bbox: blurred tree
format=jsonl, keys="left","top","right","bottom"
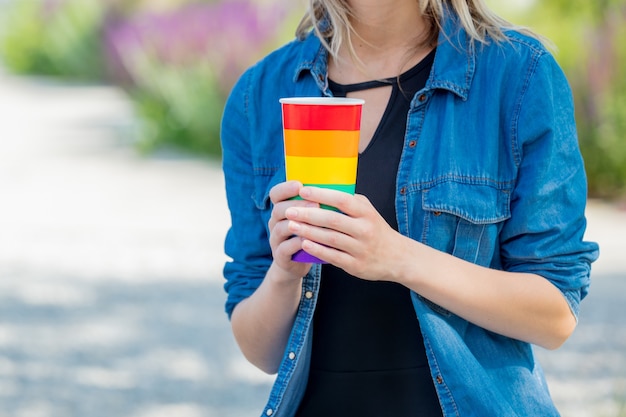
{"left": 0, "top": 0, "right": 59, "bottom": 75}
{"left": 569, "top": 4, "right": 626, "bottom": 198}
{"left": 489, "top": 0, "right": 626, "bottom": 198}
{"left": 103, "top": 0, "right": 301, "bottom": 157}
{"left": 3, "top": 0, "right": 622, "bottom": 186}
{"left": 0, "top": 0, "right": 105, "bottom": 79}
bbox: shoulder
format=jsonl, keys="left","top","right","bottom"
{"left": 477, "top": 29, "right": 555, "bottom": 69}
{"left": 471, "top": 29, "right": 568, "bottom": 98}
{"left": 502, "top": 29, "right": 550, "bottom": 55}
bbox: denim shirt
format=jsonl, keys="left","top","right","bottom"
{"left": 220, "top": 11, "right": 599, "bottom": 417}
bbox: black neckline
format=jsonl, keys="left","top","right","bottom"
{"left": 328, "top": 48, "right": 436, "bottom": 94}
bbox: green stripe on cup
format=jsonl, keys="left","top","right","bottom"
{"left": 292, "top": 183, "right": 356, "bottom": 211}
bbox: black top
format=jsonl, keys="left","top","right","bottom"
{"left": 296, "top": 49, "right": 443, "bottom": 416}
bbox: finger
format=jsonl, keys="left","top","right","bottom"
{"left": 271, "top": 231, "right": 313, "bottom": 274}
{"left": 301, "top": 238, "right": 353, "bottom": 267}
{"left": 269, "top": 199, "right": 320, "bottom": 231}
{"left": 269, "top": 218, "right": 293, "bottom": 247}
{"left": 269, "top": 180, "right": 302, "bottom": 204}
{"left": 274, "top": 198, "right": 320, "bottom": 218}
{"left": 299, "top": 187, "right": 362, "bottom": 216}
{"left": 277, "top": 235, "right": 308, "bottom": 260}
{"left": 288, "top": 219, "right": 355, "bottom": 253}
{"left": 269, "top": 219, "right": 309, "bottom": 260}
{"left": 286, "top": 205, "right": 354, "bottom": 236}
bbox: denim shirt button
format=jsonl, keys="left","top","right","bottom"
{"left": 409, "top": 140, "right": 417, "bottom": 148}
{"left": 436, "top": 375, "right": 443, "bottom": 384}
{"left": 288, "top": 352, "right": 296, "bottom": 360}
{"left": 304, "top": 291, "right": 313, "bottom": 299}
{"left": 418, "top": 94, "right": 427, "bottom": 102}
{"left": 434, "top": 211, "right": 442, "bottom": 216}
{"left": 266, "top": 408, "right": 274, "bottom": 416}
{"left": 400, "top": 187, "right": 407, "bottom": 195}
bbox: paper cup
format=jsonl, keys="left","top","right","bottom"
{"left": 280, "top": 97, "right": 364, "bottom": 263}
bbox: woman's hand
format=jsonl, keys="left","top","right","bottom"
{"left": 283, "top": 186, "right": 577, "bottom": 350}
{"left": 285, "top": 186, "right": 406, "bottom": 281}
{"left": 268, "top": 181, "right": 318, "bottom": 279}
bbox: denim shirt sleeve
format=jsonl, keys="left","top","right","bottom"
{"left": 500, "top": 50, "right": 599, "bottom": 319}
{"left": 220, "top": 68, "right": 274, "bottom": 319}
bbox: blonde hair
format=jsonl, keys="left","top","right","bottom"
{"left": 296, "top": 0, "right": 542, "bottom": 60}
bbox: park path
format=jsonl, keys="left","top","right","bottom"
{"left": 0, "top": 67, "right": 624, "bottom": 417}
{"left": 0, "top": 67, "right": 273, "bottom": 417}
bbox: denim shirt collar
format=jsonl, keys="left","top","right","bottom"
{"left": 291, "top": 10, "right": 475, "bottom": 101}
{"left": 428, "top": 9, "right": 475, "bottom": 101}
{"left": 292, "top": 33, "right": 330, "bottom": 95}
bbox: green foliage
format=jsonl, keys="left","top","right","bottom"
{"left": 129, "top": 55, "right": 224, "bottom": 157}
{"left": 3, "top": 0, "right": 622, "bottom": 193}
{"left": 0, "top": 0, "right": 105, "bottom": 80}
{"left": 562, "top": 7, "right": 626, "bottom": 198}
{"left": 0, "top": 0, "right": 301, "bottom": 159}
{"left": 107, "top": 1, "right": 301, "bottom": 158}
{"left": 578, "top": 95, "right": 626, "bottom": 197}
{"left": 0, "top": 0, "right": 56, "bottom": 74}
{"left": 44, "top": 0, "right": 106, "bottom": 79}
{"left": 489, "top": 0, "right": 626, "bottom": 198}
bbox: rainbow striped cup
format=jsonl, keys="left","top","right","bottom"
{"left": 280, "top": 97, "right": 364, "bottom": 264}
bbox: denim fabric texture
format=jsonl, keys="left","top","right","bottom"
{"left": 220, "top": 10, "right": 600, "bottom": 417}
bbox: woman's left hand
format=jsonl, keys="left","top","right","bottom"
{"left": 285, "top": 188, "right": 579, "bottom": 350}
{"left": 284, "top": 186, "right": 406, "bottom": 282}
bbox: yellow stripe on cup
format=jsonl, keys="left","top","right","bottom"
{"left": 285, "top": 156, "right": 358, "bottom": 185}
{"left": 284, "top": 129, "right": 360, "bottom": 158}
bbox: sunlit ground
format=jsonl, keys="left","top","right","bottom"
{"left": 0, "top": 67, "right": 273, "bottom": 417}
{"left": 0, "top": 59, "right": 624, "bottom": 417}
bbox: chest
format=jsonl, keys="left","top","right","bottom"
{"left": 349, "top": 87, "right": 393, "bottom": 152}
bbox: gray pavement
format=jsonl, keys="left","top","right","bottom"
{"left": 0, "top": 67, "right": 624, "bottom": 417}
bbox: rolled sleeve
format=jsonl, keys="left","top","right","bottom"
{"left": 221, "top": 68, "right": 273, "bottom": 319}
{"left": 500, "top": 51, "right": 599, "bottom": 319}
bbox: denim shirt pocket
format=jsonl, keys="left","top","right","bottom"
{"left": 252, "top": 166, "right": 286, "bottom": 231}
{"left": 417, "top": 181, "right": 511, "bottom": 316}
{"left": 421, "top": 180, "right": 511, "bottom": 266}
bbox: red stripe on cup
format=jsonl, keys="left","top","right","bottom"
{"left": 282, "top": 104, "right": 362, "bottom": 131}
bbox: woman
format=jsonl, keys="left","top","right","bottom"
{"left": 220, "top": 0, "right": 599, "bottom": 415}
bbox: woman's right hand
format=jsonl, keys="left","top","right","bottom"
{"left": 268, "top": 180, "right": 317, "bottom": 278}
{"left": 231, "top": 181, "right": 317, "bottom": 374}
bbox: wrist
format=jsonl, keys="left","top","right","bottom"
{"left": 266, "top": 262, "right": 304, "bottom": 292}
{"left": 389, "top": 236, "right": 428, "bottom": 288}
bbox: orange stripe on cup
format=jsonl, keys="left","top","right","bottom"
{"left": 284, "top": 129, "right": 360, "bottom": 158}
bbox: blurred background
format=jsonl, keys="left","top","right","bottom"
{"left": 0, "top": 0, "right": 624, "bottom": 416}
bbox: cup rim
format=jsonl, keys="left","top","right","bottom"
{"left": 279, "top": 97, "right": 365, "bottom": 105}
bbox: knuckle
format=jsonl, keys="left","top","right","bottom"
{"left": 327, "top": 233, "right": 339, "bottom": 247}
{"left": 328, "top": 213, "right": 342, "bottom": 229}
{"left": 358, "top": 223, "right": 374, "bottom": 240}
{"left": 336, "top": 193, "right": 351, "bottom": 210}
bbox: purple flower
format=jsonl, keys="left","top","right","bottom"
{"left": 103, "top": 0, "right": 296, "bottom": 92}
{"left": 41, "top": 0, "right": 64, "bottom": 18}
